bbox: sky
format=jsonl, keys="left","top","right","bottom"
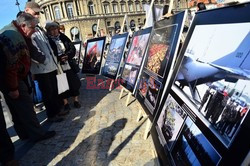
{"left": 0, "top": 0, "right": 27, "bottom": 30}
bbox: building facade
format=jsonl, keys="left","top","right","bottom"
{"left": 36, "top": 0, "right": 169, "bottom": 41}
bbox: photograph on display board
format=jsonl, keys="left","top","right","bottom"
{"left": 171, "top": 117, "right": 221, "bottom": 166}
{"left": 126, "top": 33, "right": 151, "bottom": 66}
{"left": 139, "top": 72, "right": 150, "bottom": 97}
{"left": 145, "top": 77, "right": 162, "bottom": 111}
{"left": 122, "top": 64, "right": 139, "bottom": 86}
{"left": 145, "top": 25, "right": 177, "bottom": 77}
{"left": 174, "top": 23, "right": 250, "bottom": 146}
{"left": 102, "top": 62, "right": 119, "bottom": 77}
{"left": 156, "top": 94, "right": 187, "bottom": 150}
{"left": 72, "top": 41, "right": 84, "bottom": 65}
{"left": 82, "top": 37, "right": 106, "bottom": 74}
{"left": 102, "top": 33, "right": 128, "bottom": 79}
{"left": 121, "top": 27, "right": 152, "bottom": 91}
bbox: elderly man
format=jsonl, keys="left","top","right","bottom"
{"left": 25, "top": 1, "right": 68, "bottom": 122}
{"left": 0, "top": 13, "right": 56, "bottom": 143}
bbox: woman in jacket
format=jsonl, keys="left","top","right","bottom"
{"left": 45, "top": 21, "right": 81, "bottom": 111}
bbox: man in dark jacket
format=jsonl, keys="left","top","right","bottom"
{"left": 0, "top": 13, "right": 55, "bottom": 142}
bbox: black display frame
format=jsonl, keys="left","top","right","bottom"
{"left": 120, "top": 27, "right": 152, "bottom": 92}
{"left": 135, "top": 11, "right": 187, "bottom": 118}
{"left": 102, "top": 33, "right": 129, "bottom": 79}
{"left": 81, "top": 36, "right": 106, "bottom": 75}
{"left": 151, "top": 2, "right": 250, "bottom": 165}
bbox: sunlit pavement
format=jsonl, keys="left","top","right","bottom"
{"left": 3, "top": 75, "right": 157, "bottom": 166}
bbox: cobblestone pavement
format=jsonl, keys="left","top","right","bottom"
{"left": 18, "top": 76, "right": 157, "bottom": 166}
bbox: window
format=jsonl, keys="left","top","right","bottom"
{"left": 92, "top": 24, "right": 97, "bottom": 36}
{"left": 44, "top": 8, "right": 50, "bottom": 20}
{"left": 88, "top": 1, "right": 95, "bottom": 15}
{"left": 138, "top": 18, "right": 141, "bottom": 23}
{"left": 107, "top": 21, "right": 111, "bottom": 27}
{"left": 121, "top": 4, "right": 126, "bottom": 13}
{"left": 66, "top": 3, "right": 74, "bottom": 18}
{"left": 114, "top": 21, "right": 120, "bottom": 30}
{"left": 129, "top": 3, "right": 133, "bottom": 12}
{"left": 70, "top": 27, "right": 80, "bottom": 41}
{"left": 136, "top": 3, "right": 140, "bottom": 11}
{"left": 112, "top": 3, "right": 118, "bottom": 13}
{"left": 54, "top": 6, "right": 61, "bottom": 20}
{"left": 103, "top": 4, "right": 110, "bottom": 14}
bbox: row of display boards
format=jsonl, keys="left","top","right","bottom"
{"left": 76, "top": 2, "right": 250, "bottom": 165}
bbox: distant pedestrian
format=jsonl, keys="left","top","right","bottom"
{"left": 197, "top": 2, "right": 207, "bottom": 11}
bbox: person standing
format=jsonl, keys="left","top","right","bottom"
{"left": 197, "top": 2, "right": 207, "bottom": 11}
{"left": 0, "top": 13, "right": 55, "bottom": 142}
{"left": 25, "top": 1, "right": 68, "bottom": 122}
{"left": 46, "top": 21, "right": 81, "bottom": 111}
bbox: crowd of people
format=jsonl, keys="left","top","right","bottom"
{"left": 0, "top": 1, "right": 81, "bottom": 165}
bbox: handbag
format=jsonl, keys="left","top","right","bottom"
{"left": 56, "top": 62, "right": 69, "bottom": 94}
{"left": 69, "top": 59, "right": 80, "bottom": 73}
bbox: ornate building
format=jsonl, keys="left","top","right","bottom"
{"left": 35, "top": 0, "right": 169, "bottom": 41}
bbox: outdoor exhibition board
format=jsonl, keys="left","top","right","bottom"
{"left": 102, "top": 33, "right": 129, "bottom": 79}
{"left": 120, "top": 27, "right": 152, "bottom": 92}
{"left": 81, "top": 37, "right": 106, "bottom": 74}
{"left": 135, "top": 11, "right": 187, "bottom": 117}
{"left": 151, "top": 2, "right": 250, "bottom": 165}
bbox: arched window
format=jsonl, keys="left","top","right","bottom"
{"left": 103, "top": 3, "right": 110, "bottom": 14}
{"left": 136, "top": 3, "right": 140, "bottom": 11}
{"left": 120, "top": 3, "right": 126, "bottom": 13}
{"left": 92, "top": 24, "right": 97, "bottom": 36}
{"left": 66, "top": 3, "right": 74, "bottom": 19}
{"left": 129, "top": 3, "right": 133, "bottom": 12}
{"left": 114, "top": 21, "right": 120, "bottom": 31}
{"left": 112, "top": 3, "right": 118, "bottom": 13}
{"left": 88, "top": 1, "right": 95, "bottom": 15}
{"left": 130, "top": 20, "right": 136, "bottom": 31}
{"left": 70, "top": 27, "right": 80, "bottom": 41}
{"left": 54, "top": 6, "right": 61, "bottom": 20}
{"left": 44, "top": 8, "right": 50, "bottom": 20}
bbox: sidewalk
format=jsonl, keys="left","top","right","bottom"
{"left": 17, "top": 75, "right": 156, "bottom": 166}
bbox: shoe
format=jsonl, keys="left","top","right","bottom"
{"left": 34, "top": 131, "right": 56, "bottom": 143}
{"left": 47, "top": 116, "right": 64, "bottom": 123}
{"left": 74, "top": 101, "right": 81, "bottom": 108}
{"left": 58, "top": 105, "right": 70, "bottom": 116}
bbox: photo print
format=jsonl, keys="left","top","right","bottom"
{"left": 106, "top": 36, "right": 127, "bottom": 63}
{"left": 145, "top": 77, "right": 161, "bottom": 109}
{"left": 146, "top": 25, "right": 177, "bottom": 77}
{"left": 174, "top": 23, "right": 250, "bottom": 146}
{"left": 122, "top": 64, "right": 139, "bottom": 85}
{"left": 126, "top": 33, "right": 151, "bottom": 66}
{"left": 102, "top": 62, "right": 119, "bottom": 77}
{"left": 82, "top": 37, "right": 105, "bottom": 74}
{"left": 156, "top": 94, "right": 187, "bottom": 150}
{"left": 139, "top": 72, "right": 150, "bottom": 97}
{"left": 171, "top": 117, "right": 221, "bottom": 166}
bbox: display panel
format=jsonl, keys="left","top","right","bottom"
{"left": 102, "top": 33, "right": 128, "bottom": 79}
{"left": 151, "top": 3, "right": 250, "bottom": 165}
{"left": 174, "top": 23, "right": 250, "bottom": 147}
{"left": 82, "top": 37, "right": 106, "bottom": 74}
{"left": 136, "top": 11, "right": 186, "bottom": 115}
{"left": 120, "top": 27, "right": 152, "bottom": 92}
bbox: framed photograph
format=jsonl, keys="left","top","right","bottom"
{"left": 156, "top": 94, "right": 187, "bottom": 150}
{"left": 82, "top": 36, "right": 106, "bottom": 74}
{"left": 102, "top": 33, "right": 128, "bottom": 79}
{"left": 173, "top": 18, "right": 250, "bottom": 148}
{"left": 135, "top": 11, "right": 187, "bottom": 116}
{"left": 120, "top": 27, "right": 152, "bottom": 92}
{"left": 72, "top": 41, "right": 84, "bottom": 65}
{"left": 171, "top": 117, "right": 221, "bottom": 166}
